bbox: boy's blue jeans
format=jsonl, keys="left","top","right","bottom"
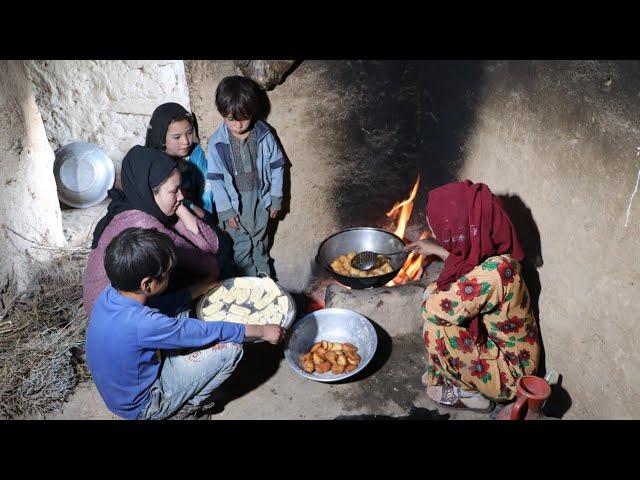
{"left": 137, "top": 342, "right": 243, "bottom": 420}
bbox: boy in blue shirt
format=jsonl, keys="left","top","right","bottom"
{"left": 86, "top": 227, "right": 284, "bottom": 420}
{"left": 206, "top": 76, "right": 286, "bottom": 277}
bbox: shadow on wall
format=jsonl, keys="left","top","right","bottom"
{"left": 321, "top": 60, "right": 486, "bottom": 230}
{"left": 498, "top": 193, "right": 548, "bottom": 378}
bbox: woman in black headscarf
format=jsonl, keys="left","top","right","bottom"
{"left": 146, "top": 102, "right": 235, "bottom": 279}
{"left": 83, "top": 145, "right": 221, "bottom": 316}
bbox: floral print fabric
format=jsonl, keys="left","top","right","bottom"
{"left": 421, "top": 255, "right": 540, "bottom": 401}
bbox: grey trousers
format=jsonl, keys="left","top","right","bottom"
{"left": 221, "top": 189, "right": 271, "bottom": 276}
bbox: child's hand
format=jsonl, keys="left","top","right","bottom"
{"left": 269, "top": 208, "right": 280, "bottom": 219}
{"left": 260, "top": 325, "right": 285, "bottom": 344}
{"left": 227, "top": 216, "right": 240, "bottom": 229}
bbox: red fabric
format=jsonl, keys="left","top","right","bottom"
{"left": 426, "top": 180, "right": 524, "bottom": 342}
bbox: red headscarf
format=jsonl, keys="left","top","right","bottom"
{"left": 426, "top": 180, "right": 524, "bottom": 341}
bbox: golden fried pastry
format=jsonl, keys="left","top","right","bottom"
{"left": 330, "top": 253, "right": 394, "bottom": 278}
{"left": 324, "top": 351, "right": 338, "bottom": 364}
{"left": 299, "top": 339, "right": 361, "bottom": 376}
{"left": 342, "top": 343, "right": 357, "bottom": 353}
{"left": 315, "top": 361, "right": 332, "bottom": 374}
{"left": 346, "top": 351, "right": 361, "bottom": 365}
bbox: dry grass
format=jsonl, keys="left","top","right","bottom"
{"left": 0, "top": 246, "right": 90, "bottom": 419}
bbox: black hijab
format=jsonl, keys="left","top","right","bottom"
{"left": 145, "top": 102, "right": 199, "bottom": 153}
{"left": 91, "top": 146, "right": 178, "bottom": 248}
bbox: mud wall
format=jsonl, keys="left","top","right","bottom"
{"left": 460, "top": 60, "right": 640, "bottom": 419}
{"left": 25, "top": 60, "right": 191, "bottom": 182}
{"left": 0, "top": 61, "right": 65, "bottom": 290}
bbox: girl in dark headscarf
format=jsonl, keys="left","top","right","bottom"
{"left": 83, "top": 146, "right": 220, "bottom": 316}
{"left": 404, "top": 180, "right": 540, "bottom": 412}
{"left": 146, "top": 102, "right": 235, "bottom": 279}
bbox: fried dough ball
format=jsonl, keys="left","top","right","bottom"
{"left": 300, "top": 339, "right": 362, "bottom": 375}
{"left": 344, "top": 363, "right": 357, "bottom": 373}
{"left": 342, "top": 343, "right": 357, "bottom": 353}
{"left": 299, "top": 353, "right": 312, "bottom": 364}
{"left": 324, "top": 351, "right": 338, "bottom": 364}
{"left": 346, "top": 351, "right": 361, "bottom": 365}
{"left": 331, "top": 252, "right": 394, "bottom": 278}
{"left": 315, "top": 361, "right": 331, "bottom": 374}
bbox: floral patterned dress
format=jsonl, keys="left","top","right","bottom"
{"left": 421, "top": 254, "right": 540, "bottom": 402}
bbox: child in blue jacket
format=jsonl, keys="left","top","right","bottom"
{"left": 85, "top": 227, "right": 284, "bottom": 420}
{"left": 206, "top": 76, "right": 286, "bottom": 277}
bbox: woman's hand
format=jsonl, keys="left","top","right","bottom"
{"left": 176, "top": 204, "right": 200, "bottom": 235}
{"left": 403, "top": 238, "right": 450, "bottom": 261}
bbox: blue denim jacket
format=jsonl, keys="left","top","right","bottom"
{"left": 206, "top": 120, "right": 285, "bottom": 222}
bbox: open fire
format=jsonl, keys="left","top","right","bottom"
{"left": 385, "top": 175, "right": 430, "bottom": 286}
{"left": 304, "top": 175, "right": 431, "bottom": 313}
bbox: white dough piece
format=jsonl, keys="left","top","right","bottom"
{"left": 228, "top": 304, "right": 251, "bottom": 316}
{"left": 248, "top": 286, "right": 264, "bottom": 304}
{"left": 261, "top": 277, "right": 280, "bottom": 296}
{"left": 234, "top": 288, "right": 250, "bottom": 305}
{"left": 203, "top": 310, "right": 226, "bottom": 322}
{"left": 233, "top": 277, "right": 254, "bottom": 289}
{"left": 247, "top": 311, "right": 263, "bottom": 324}
{"left": 202, "top": 301, "right": 223, "bottom": 316}
{"left": 254, "top": 292, "right": 277, "bottom": 311}
{"left": 208, "top": 286, "right": 227, "bottom": 302}
{"left": 222, "top": 288, "right": 237, "bottom": 304}
{"left": 276, "top": 295, "right": 289, "bottom": 314}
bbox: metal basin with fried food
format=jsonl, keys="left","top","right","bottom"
{"left": 316, "top": 227, "right": 407, "bottom": 289}
{"left": 284, "top": 308, "right": 377, "bottom": 382}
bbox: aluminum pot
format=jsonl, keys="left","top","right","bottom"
{"left": 53, "top": 142, "right": 115, "bottom": 208}
{"left": 316, "top": 227, "right": 407, "bottom": 289}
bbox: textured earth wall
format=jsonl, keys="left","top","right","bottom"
{"left": 25, "top": 60, "right": 190, "bottom": 183}
{"left": 0, "top": 61, "right": 65, "bottom": 290}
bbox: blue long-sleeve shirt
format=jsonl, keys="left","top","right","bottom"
{"left": 86, "top": 286, "right": 245, "bottom": 419}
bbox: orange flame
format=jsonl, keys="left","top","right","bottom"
{"left": 385, "top": 175, "right": 430, "bottom": 286}
{"left": 387, "top": 175, "right": 420, "bottom": 240}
